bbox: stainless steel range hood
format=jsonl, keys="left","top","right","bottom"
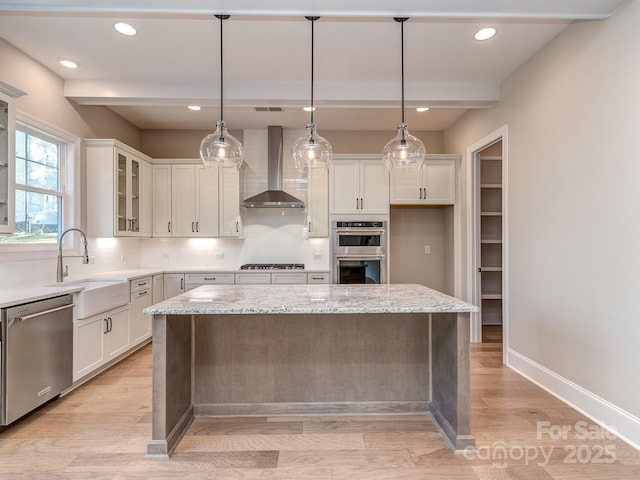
{"left": 241, "top": 126, "right": 305, "bottom": 208}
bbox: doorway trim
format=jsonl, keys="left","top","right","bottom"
{"left": 466, "top": 126, "right": 508, "bottom": 358}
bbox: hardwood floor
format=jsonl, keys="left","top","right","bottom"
{"left": 1, "top": 338, "right": 638, "bottom": 479}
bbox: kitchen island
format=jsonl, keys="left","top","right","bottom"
{"left": 144, "top": 284, "right": 478, "bottom": 457}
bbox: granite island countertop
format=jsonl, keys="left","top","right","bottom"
{"left": 144, "top": 283, "right": 478, "bottom": 315}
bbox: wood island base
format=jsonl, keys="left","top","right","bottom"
{"left": 146, "top": 307, "right": 475, "bottom": 458}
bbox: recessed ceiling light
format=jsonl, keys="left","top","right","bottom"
{"left": 303, "top": 106, "right": 316, "bottom": 112}
{"left": 416, "top": 107, "right": 430, "bottom": 112}
{"left": 474, "top": 27, "right": 497, "bottom": 41}
{"left": 114, "top": 22, "right": 137, "bottom": 36}
{"left": 59, "top": 58, "right": 79, "bottom": 69}
{"left": 187, "top": 105, "right": 202, "bottom": 111}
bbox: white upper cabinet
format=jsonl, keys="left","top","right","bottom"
{"left": 218, "top": 166, "right": 243, "bottom": 237}
{"left": 307, "top": 166, "right": 329, "bottom": 237}
{"left": 390, "top": 155, "right": 458, "bottom": 205}
{"left": 171, "top": 164, "right": 218, "bottom": 237}
{"left": 152, "top": 162, "right": 242, "bottom": 238}
{"left": 0, "top": 91, "right": 15, "bottom": 234}
{"left": 330, "top": 155, "right": 389, "bottom": 215}
{"left": 85, "top": 139, "right": 152, "bottom": 237}
{"left": 152, "top": 165, "right": 172, "bottom": 237}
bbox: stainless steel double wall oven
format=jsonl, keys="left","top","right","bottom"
{"left": 331, "top": 221, "right": 387, "bottom": 284}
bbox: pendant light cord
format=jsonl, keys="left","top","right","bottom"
{"left": 310, "top": 18, "right": 315, "bottom": 125}
{"left": 400, "top": 19, "right": 405, "bottom": 125}
{"left": 220, "top": 15, "right": 224, "bottom": 123}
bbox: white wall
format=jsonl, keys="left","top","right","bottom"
{"left": 445, "top": 0, "right": 640, "bottom": 445}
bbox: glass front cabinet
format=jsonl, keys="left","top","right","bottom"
{"left": 0, "top": 91, "right": 15, "bottom": 233}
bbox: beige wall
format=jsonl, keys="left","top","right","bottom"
{"left": 389, "top": 206, "right": 454, "bottom": 295}
{"left": 0, "top": 38, "right": 140, "bottom": 148}
{"left": 444, "top": 0, "right": 640, "bottom": 429}
{"left": 142, "top": 129, "right": 443, "bottom": 158}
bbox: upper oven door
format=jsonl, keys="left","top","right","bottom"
{"left": 333, "top": 228, "right": 386, "bottom": 255}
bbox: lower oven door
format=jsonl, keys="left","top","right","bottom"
{"left": 334, "top": 256, "right": 386, "bottom": 284}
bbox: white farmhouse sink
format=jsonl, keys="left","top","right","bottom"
{"left": 64, "top": 279, "right": 129, "bottom": 319}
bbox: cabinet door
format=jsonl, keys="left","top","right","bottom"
{"left": 115, "top": 151, "right": 129, "bottom": 235}
{"left": 194, "top": 165, "right": 219, "bottom": 236}
{"left": 105, "top": 307, "right": 130, "bottom": 361}
{"left": 0, "top": 92, "right": 15, "bottom": 234}
{"left": 164, "top": 274, "right": 184, "bottom": 299}
{"left": 423, "top": 160, "right": 455, "bottom": 204}
{"left": 235, "top": 273, "right": 271, "bottom": 284}
{"left": 271, "top": 272, "right": 307, "bottom": 284}
{"left": 219, "top": 167, "right": 242, "bottom": 237}
{"left": 152, "top": 274, "right": 164, "bottom": 304}
{"left": 130, "top": 289, "right": 152, "bottom": 345}
{"left": 152, "top": 165, "right": 172, "bottom": 237}
{"left": 359, "top": 160, "right": 389, "bottom": 214}
{"left": 73, "top": 314, "right": 106, "bottom": 381}
{"left": 128, "top": 157, "right": 141, "bottom": 235}
{"left": 330, "top": 160, "right": 360, "bottom": 214}
{"left": 140, "top": 160, "right": 152, "bottom": 236}
{"left": 307, "top": 167, "right": 328, "bottom": 237}
{"left": 171, "top": 165, "right": 196, "bottom": 236}
{"left": 389, "top": 167, "right": 422, "bottom": 204}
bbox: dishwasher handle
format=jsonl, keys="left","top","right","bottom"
{"left": 14, "top": 303, "right": 75, "bottom": 322}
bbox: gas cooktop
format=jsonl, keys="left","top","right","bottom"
{"left": 240, "top": 263, "right": 305, "bottom": 270}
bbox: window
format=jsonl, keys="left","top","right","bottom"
{"left": 1, "top": 124, "right": 68, "bottom": 244}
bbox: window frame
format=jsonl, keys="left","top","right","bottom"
{"left": 0, "top": 112, "right": 80, "bottom": 253}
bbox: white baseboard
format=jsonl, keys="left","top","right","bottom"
{"left": 506, "top": 348, "right": 640, "bottom": 451}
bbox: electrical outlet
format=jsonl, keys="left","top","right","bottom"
{"left": 216, "top": 253, "right": 224, "bottom": 260}
{"left": 424, "top": 245, "right": 431, "bottom": 254}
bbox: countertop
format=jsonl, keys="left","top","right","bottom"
{"left": 0, "top": 267, "right": 330, "bottom": 309}
{"left": 145, "top": 283, "right": 478, "bottom": 315}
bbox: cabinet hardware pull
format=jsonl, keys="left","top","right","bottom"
{"left": 109, "top": 317, "right": 113, "bottom": 332}
{"left": 138, "top": 291, "right": 149, "bottom": 296}
{"left": 423, "top": 188, "right": 427, "bottom": 199}
{"left": 356, "top": 198, "right": 359, "bottom": 210}
{"left": 191, "top": 221, "right": 195, "bottom": 233}
{"left": 104, "top": 318, "right": 109, "bottom": 334}
{"left": 419, "top": 188, "right": 423, "bottom": 199}
{"left": 180, "top": 278, "right": 184, "bottom": 290}
{"left": 204, "top": 277, "right": 216, "bottom": 280}
{"left": 235, "top": 221, "right": 239, "bottom": 233}
{"left": 196, "top": 221, "right": 199, "bottom": 233}
{"left": 168, "top": 221, "right": 171, "bottom": 233}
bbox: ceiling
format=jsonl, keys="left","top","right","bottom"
{"left": 0, "top": 0, "right": 627, "bottom": 132}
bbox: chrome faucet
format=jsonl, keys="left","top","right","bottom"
{"left": 57, "top": 228, "right": 90, "bottom": 282}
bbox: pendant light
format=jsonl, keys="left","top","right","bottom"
{"left": 382, "top": 17, "right": 426, "bottom": 172}
{"left": 292, "top": 16, "right": 332, "bottom": 172}
{"left": 200, "top": 14, "right": 243, "bottom": 170}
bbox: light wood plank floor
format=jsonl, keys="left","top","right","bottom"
{"left": 1, "top": 332, "right": 638, "bottom": 479}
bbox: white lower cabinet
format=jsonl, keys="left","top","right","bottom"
{"left": 271, "top": 272, "right": 307, "bottom": 284}
{"left": 130, "top": 276, "right": 152, "bottom": 345}
{"left": 164, "top": 274, "right": 185, "bottom": 298}
{"left": 235, "top": 273, "right": 271, "bottom": 284}
{"left": 73, "top": 305, "right": 129, "bottom": 382}
{"left": 152, "top": 274, "right": 164, "bottom": 304}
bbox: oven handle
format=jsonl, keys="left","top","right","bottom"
{"left": 334, "top": 229, "right": 386, "bottom": 236}
{"left": 335, "top": 255, "right": 385, "bottom": 260}
{"left": 14, "top": 303, "right": 75, "bottom": 322}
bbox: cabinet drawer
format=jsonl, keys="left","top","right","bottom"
{"left": 235, "top": 273, "right": 271, "bottom": 284}
{"left": 130, "top": 276, "right": 152, "bottom": 293}
{"left": 130, "top": 289, "right": 151, "bottom": 302}
{"left": 271, "top": 272, "right": 307, "bottom": 284}
{"left": 185, "top": 273, "right": 235, "bottom": 285}
{"left": 307, "top": 272, "right": 330, "bottom": 284}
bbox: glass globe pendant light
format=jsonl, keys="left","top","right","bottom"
{"left": 382, "top": 17, "right": 426, "bottom": 172}
{"left": 292, "top": 16, "right": 332, "bottom": 172}
{"left": 200, "top": 14, "right": 243, "bottom": 170}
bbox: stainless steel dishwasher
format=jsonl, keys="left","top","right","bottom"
{"left": 1, "top": 294, "right": 73, "bottom": 426}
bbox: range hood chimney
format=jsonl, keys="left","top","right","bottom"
{"left": 241, "top": 126, "right": 305, "bottom": 208}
